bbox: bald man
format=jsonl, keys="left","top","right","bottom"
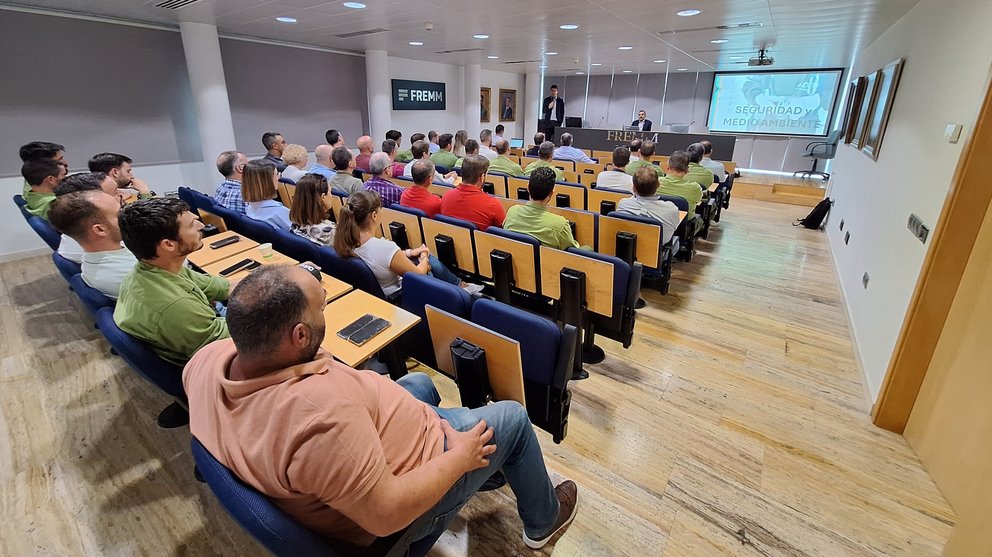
{"left": 355, "top": 136, "right": 374, "bottom": 173}
{"left": 307, "top": 145, "right": 336, "bottom": 180}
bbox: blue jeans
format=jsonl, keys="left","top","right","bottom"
{"left": 394, "top": 373, "right": 560, "bottom": 545}
{"left": 426, "top": 254, "right": 461, "bottom": 286}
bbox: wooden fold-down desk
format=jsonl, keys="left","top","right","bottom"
{"left": 321, "top": 290, "right": 420, "bottom": 378}
{"left": 187, "top": 231, "right": 257, "bottom": 268}
{"left": 201, "top": 250, "right": 352, "bottom": 303}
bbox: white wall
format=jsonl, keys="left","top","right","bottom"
{"left": 481, "top": 69, "right": 526, "bottom": 141}
{"left": 826, "top": 0, "right": 992, "bottom": 400}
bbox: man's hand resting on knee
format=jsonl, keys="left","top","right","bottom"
{"left": 441, "top": 419, "right": 496, "bottom": 471}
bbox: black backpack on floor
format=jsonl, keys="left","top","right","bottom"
{"left": 795, "top": 198, "right": 831, "bottom": 229}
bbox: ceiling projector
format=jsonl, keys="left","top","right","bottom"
{"left": 748, "top": 49, "right": 774, "bottom": 67}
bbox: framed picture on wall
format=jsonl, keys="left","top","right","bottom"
{"left": 850, "top": 71, "right": 878, "bottom": 149}
{"left": 481, "top": 87, "right": 491, "bottom": 123}
{"left": 842, "top": 77, "right": 866, "bottom": 144}
{"left": 499, "top": 88, "right": 516, "bottom": 122}
{"left": 862, "top": 59, "right": 905, "bottom": 160}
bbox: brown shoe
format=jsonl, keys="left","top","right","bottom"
{"left": 523, "top": 480, "right": 578, "bottom": 549}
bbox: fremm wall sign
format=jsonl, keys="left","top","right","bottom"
{"left": 392, "top": 79, "right": 446, "bottom": 110}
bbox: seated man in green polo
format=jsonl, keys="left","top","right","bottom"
{"left": 430, "top": 133, "right": 459, "bottom": 169}
{"left": 22, "top": 159, "right": 67, "bottom": 219}
{"left": 453, "top": 139, "right": 481, "bottom": 169}
{"left": 658, "top": 151, "right": 703, "bottom": 210}
{"left": 114, "top": 198, "right": 230, "bottom": 367}
{"left": 487, "top": 139, "right": 525, "bottom": 177}
{"left": 502, "top": 167, "right": 582, "bottom": 250}
{"left": 625, "top": 140, "right": 665, "bottom": 179}
{"left": 523, "top": 142, "right": 565, "bottom": 181}
{"left": 684, "top": 143, "right": 715, "bottom": 188}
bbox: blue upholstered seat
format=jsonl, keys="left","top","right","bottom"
{"left": 434, "top": 214, "right": 476, "bottom": 231}
{"left": 52, "top": 252, "right": 81, "bottom": 284}
{"left": 278, "top": 177, "right": 296, "bottom": 185}
{"left": 315, "top": 246, "right": 389, "bottom": 300}
{"left": 28, "top": 216, "right": 61, "bottom": 251}
{"left": 13, "top": 195, "right": 32, "bottom": 221}
{"left": 565, "top": 247, "right": 641, "bottom": 349}
{"left": 271, "top": 228, "right": 320, "bottom": 265}
{"left": 95, "top": 307, "right": 185, "bottom": 400}
{"left": 400, "top": 272, "right": 473, "bottom": 367}
{"left": 69, "top": 274, "right": 115, "bottom": 317}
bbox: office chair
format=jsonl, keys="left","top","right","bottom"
{"left": 794, "top": 130, "right": 842, "bottom": 181}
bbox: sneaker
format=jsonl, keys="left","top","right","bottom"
{"left": 523, "top": 480, "right": 578, "bottom": 549}
{"left": 461, "top": 282, "right": 485, "bottom": 295}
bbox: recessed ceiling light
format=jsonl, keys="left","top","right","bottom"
{"left": 560, "top": 24, "right": 579, "bottom": 30}
{"left": 711, "top": 39, "right": 729, "bottom": 44}
{"left": 591, "top": 63, "right": 602, "bottom": 66}
{"left": 576, "top": 71, "right": 585, "bottom": 75}
{"left": 342, "top": 1, "right": 366, "bottom": 8}
{"left": 473, "top": 34, "right": 489, "bottom": 39}
{"left": 487, "top": 55, "right": 499, "bottom": 59}
{"left": 545, "top": 51, "right": 558, "bottom": 56}
{"left": 275, "top": 16, "right": 297, "bottom": 23}
{"left": 677, "top": 9, "right": 701, "bottom": 16}
{"left": 618, "top": 46, "right": 633, "bottom": 50}
{"left": 677, "top": 67, "right": 688, "bottom": 71}
{"left": 409, "top": 41, "right": 423, "bottom": 46}
{"left": 653, "top": 59, "right": 666, "bottom": 63}
{"left": 622, "top": 69, "right": 633, "bottom": 73}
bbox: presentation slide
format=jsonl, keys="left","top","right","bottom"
{"left": 707, "top": 70, "right": 843, "bottom": 136}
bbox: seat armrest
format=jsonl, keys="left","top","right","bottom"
{"left": 552, "top": 324, "right": 579, "bottom": 391}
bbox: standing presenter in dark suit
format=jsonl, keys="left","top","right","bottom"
{"left": 632, "top": 110, "right": 652, "bottom": 131}
{"left": 542, "top": 84, "right": 565, "bottom": 137}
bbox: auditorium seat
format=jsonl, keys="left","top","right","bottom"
{"left": 271, "top": 228, "right": 320, "bottom": 266}
{"left": 400, "top": 272, "right": 474, "bottom": 368}
{"left": 28, "top": 215, "right": 61, "bottom": 251}
{"left": 659, "top": 194, "right": 699, "bottom": 261}
{"left": 606, "top": 211, "right": 678, "bottom": 295}
{"left": 477, "top": 226, "right": 542, "bottom": 303}
{"left": 69, "top": 273, "right": 115, "bottom": 318}
{"left": 52, "top": 252, "right": 81, "bottom": 284}
{"left": 13, "top": 194, "right": 32, "bottom": 221}
{"left": 566, "top": 247, "right": 641, "bottom": 352}
{"left": 315, "top": 246, "right": 393, "bottom": 301}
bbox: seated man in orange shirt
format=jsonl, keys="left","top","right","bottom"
{"left": 184, "top": 265, "right": 577, "bottom": 552}
{"left": 400, "top": 159, "right": 442, "bottom": 218}
{"left": 438, "top": 155, "right": 505, "bottom": 230}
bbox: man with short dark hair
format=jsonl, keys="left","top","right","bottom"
{"left": 523, "top": 142, "right": 564, "bottom": 181}
{"left": 553, "top": 133, "right": 593, "bottom": 163}
{"left": 113, "top": 198, "right": 230, "bottom": 366}
{"left": 494, "top": 124, "right": 505, "bottom": 144}
{"left": 541, "top": 84, "right": 564, "bottom": 136}
{"left": 658, "top": 151, "right": 703, "bottom": 209}
{"left": 685, "top": 143, "right": 715, "bottom": 188}
{"left": 184, "top": 265, "right": 577, "bottom": 552}
{"left": 355, "top": 135, "right": 374, "bottom": 172}
{"left": 215, "top": 150, "right": 249, "bottom": 214}
{"left": 21, "top": 159, "right": 67, "bottom": 219}
{"left": 478, "top": 129, "right": 498, "bottom": 160}
{"left": 262, "top": 132, "right": 288, "bottom": 171}
{"left": 596, "top": 147, "right": 634, "bottom": 191}
{"left": 527, "top": 133, "right": 545, "bottom": 157}
{"left": 388, "top": 130, "right": 415, "bottom": 162}
{"left": 18, "top": 141, "right": 66, "bottom": 195}
{"left": 88, "top": 152, "right": 154, "bottom": 199}
{"left": 618, "top": 167, "right": 680, "bottom": 246}
{"left": 625, "top": 140, "right": 664, "bottom": 178}
{"left": 400, "top": 159, "right": 442, "bottom": 218}
{"left": 404, "top": 141, "right": 455, "bottom": 184}
{"left": 363, "top": 152, "right": 404, "bottom": 208}
{"left": 308, "top": 145, "right": 336, "bottom": 180}
{"left": 488, "top": 140, "right": 525, "bottom": 176}
{"left": 632, "top": 110, "right": 652, "bottom": 131}
{"left": 48, "top": 190, "right": 137, "bottom": 299}
{"left": 53, "top": 172, "right": 120, "bottom": 263}
{"left": 328, "top": 147, "right": 364, "bottom": 195}
{"left": 503, "top": 167, "right": 580, "bottom": 250}
{"left": 440, "top": 155, "right": 505, "bottom": 231}
{"left": 629, "top": 139, "right": 642, "bottom": 162}
{"left": 430, "top": 133, "right": 458, "bottom": 169}
{"left": 325, "top": 129, "right": 345, "bottom": 148}
{"left": 453, "top": 139, "right": 480, "bottom": 169}
{"left": 699, "top": 140, "right": 728, "bottom": 183}
{"left": 381, "top": 139, "right": 408, "bottom": 177}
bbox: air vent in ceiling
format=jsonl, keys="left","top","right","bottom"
{"left": 503, "top": 59, "right": 543, "bottom": 64}
{"left": 433, "top": 47, "right": 485, "bottom": 54}
{"left": 154, "top": 0, "right": 202, "bottom": 9}
{"left": 335, "top": 28, "right": 389, "bottom": 38}
{"left": 657, "top": 22, "right": 763, "bottom": 35}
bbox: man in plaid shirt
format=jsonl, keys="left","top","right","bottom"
{"left": 214, "top": 150, "right": 249, "bottom": 214}
{"left": 362, "top": 152, "right": 404, "bottom": 208}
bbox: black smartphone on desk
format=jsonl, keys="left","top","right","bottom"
{"left": 337, "top": 313, "right": 390, "bottom": 346}
{"left": 209, "top": 235, "right": 240, "bottom": 249}
{"left": 219, "top": 258, "right": 261, "bottom": 277}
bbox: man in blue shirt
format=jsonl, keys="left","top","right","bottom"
{"left": 214, "top": 151, "right": 249, "bottom": 214}
{"left": 553, "top": 133, "right": 594, "bottom": 163}
{"left": 307, "top": 144, "right": 336, "bottom": 179}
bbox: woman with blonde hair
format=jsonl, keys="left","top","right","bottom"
{"left": 242, "top": 159, "right": 291, "bottom": 230}
{"left": 453, "top": 130, "right": 468, "bottom": 158}
{"left": 280, "top": 144, "right": 309, "bottom": 183}
{"left": 289, "top": 173, "right": 335, "bottom": 246}
{"left": 333, "top": 190, "right": 467, "bottom": 296}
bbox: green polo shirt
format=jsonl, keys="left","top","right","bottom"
{"left": 625, "top": 159, "right": 665, "bottom": 178}
{"left": 685, "top": 162, "right": 715, "bottom": 188}
{"left": 395, "top": 149, "right": 414, "bottom": 163}
{"left": 659, "top": 174, "right": 704, "bottom": 209}
{"left": 487, "top": 155, "right": 525, "bottom": 177}
{"left": 113, "top": 261, "right": 230, "bottom": 366}
{"left": 430, "top": 150, "right": 458, "bottom": 169}
{"left": 23, "top": 189, "right": 56, "bottom": 220}
{"left": 502, "top": 201, "right": 579, "bottom": 250}
{"left": 523, "top": 160, "right": 565, "bottom": 181}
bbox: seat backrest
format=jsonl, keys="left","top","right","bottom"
{"left": 315, "top": 246, "right": 388, "bottom": 299}
{"left": 28, "top": 216, "right": 61, "bottom": 250}
{"left": 14, "top": 195, "right": 32, "bottom": 221}
{"left": 52, "top": 252, "right": 81, "bottom": 283}
{"left": 69, "top": 273, "right": 115, "bottom": 316}
{"left": 177, "top": 186, "right": 198, "bottom": 209}
{"left": 565, "top": 247, "right": 631, "bottom": 309}
{"left": 12, "top": 194, "right": 27, "bottom": 208}
{"left": 95, "top": 307, "right": 185, "bottom": 399}
{"left": 402, "top": 272, "right": 472, "bottom": 322}
{"left": 471, "top": 299, "right": 563, "bottom": 388}
{"left": 272, "top": 228, "right": 320, "bottom": 265}
{"left": 434, "top": 213, "right": 477, "bottom": 231}
{"left": 236, "top": 215, "right": 281, "bottom": 247}
{"left": 658, "top": 194, "right": 690, "bottom": 212}
{"left": 190, "top": 437, "right": 340, "bottom": 557}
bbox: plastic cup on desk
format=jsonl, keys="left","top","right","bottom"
{"left": 258, "top": 243, "right": 274, "bottom": 259}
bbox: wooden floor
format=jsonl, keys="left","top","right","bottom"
{"left": 0, "top": 199, "right": 953, "bottom": 556}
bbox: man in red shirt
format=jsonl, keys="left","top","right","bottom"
{"left": 439, "top": 155, "right": 505, "bottom": 231}
{"left": 400, "top": 160, "right": 443, "bottom": 218}
{"left": 354, "top": 135, "right": 373, "bottom": 173}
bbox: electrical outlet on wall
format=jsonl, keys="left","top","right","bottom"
{"left": 839, "top": 219, "right": 845, "bottom": 231}
{"left": 844, "top": 231, "right": 851, "bottom": 245}
{"left": 862, "top": 272, "right": 870, "bottom": 289}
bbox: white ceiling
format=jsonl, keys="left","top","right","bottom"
{"left": 1, "top": 0, "right": 920, "bottom": 74}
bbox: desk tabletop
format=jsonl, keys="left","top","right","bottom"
{"left": 187, "top": 231, "right": 258, "bottom": 268}
{"left": 708, "top": 183, "right": 719, "bottom": 193}
{"left": 202, "top": 249, "right": 352, "bottom": 303}
{"left": 321, "top": 290, "right": 420, "bottom": 368}
{"left": 679, "top": 210, "right": 688, "bottom": 222}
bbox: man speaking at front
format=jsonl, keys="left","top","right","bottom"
{"left": 542, "top": 84, "right": 565, "bottom": 137}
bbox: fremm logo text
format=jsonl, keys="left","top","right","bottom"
{"left": 398, "top": 88, "right": 444, "bottom": 102}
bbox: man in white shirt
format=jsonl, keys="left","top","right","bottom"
{"left": 617, "top": 166, "right": 681, "bottom": 246}
{"left": 48, "top": 189, "right": 137, "bottom": 299}
{"left": 54, "top": 172, "right": 122, "bottom": 263}
{"left": 553, "top": 133, "right": 594, "bottom": 163}
{"left": 596, "top": 147, "right": 635, "bottom": 192}
{"left": 493, "top": 124, "right": 505, "bottom": 144}
{"left": 629, "top": 139, "right": 642, "bottom": 162}
{"left": 403, "top": 140, "right": 456, "bottom": 184}
{"left": 478, "top": 129, "right": 498, "bottom": 160}
{"left": 699, "top": 140, "right": 728, "bottom": 183}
